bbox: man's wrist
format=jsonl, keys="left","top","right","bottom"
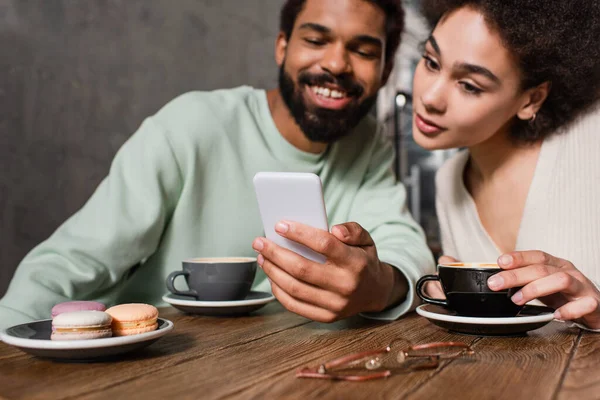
{"left": 379, "top": 262, "right": 408, "bottom": 311}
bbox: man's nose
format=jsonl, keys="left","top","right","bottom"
{"left": 319, "top": 43, "right": 351, "bottom": 76}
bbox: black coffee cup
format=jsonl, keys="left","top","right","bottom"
{"left": 416, "top": 262, "right": 523, "bottom": 317}
{"left": 166, "top": 257, "right": 257, "bottom": 301}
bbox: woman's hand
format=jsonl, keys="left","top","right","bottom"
{"left": 422, "top": 255, "right": 458, "bottom": 299}
{"left": 487, "top": 250, "right": 600, "bottom": 329}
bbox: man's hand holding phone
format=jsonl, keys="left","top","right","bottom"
{"left": 252, "top": 221, "right": 408, "bottom": 323}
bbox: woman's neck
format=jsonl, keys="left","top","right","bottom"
{"left": 466, "top": 130, "right": 543, "bottom": 186}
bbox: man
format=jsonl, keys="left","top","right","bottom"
{"left": 0, "top": 0, "right": 434, "bottom": 330}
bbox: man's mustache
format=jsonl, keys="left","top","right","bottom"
{"left": 298, "top": 72, "right": 364, "bottom": 97}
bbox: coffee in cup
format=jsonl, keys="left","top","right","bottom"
{"left": 166, "top": 257, "right": 257, "bottom": 301}
{"left": 416, "top": 262, "right": 523, "bottom": 317}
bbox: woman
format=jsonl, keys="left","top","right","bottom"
{"left": 413, "top": 0, "right": 600, "bottom": 330}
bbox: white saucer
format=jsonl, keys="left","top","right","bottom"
{"left": 416, "top": 304, "right": 555, "bottom": 336}
{"left": 162, "top": 290, "right": 276, "bottom": 316}
{"left": 0, "top": 318, "right": 173, "bottom": 361}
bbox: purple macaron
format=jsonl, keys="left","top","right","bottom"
{"left": 51, "top": 301, "right": 107, "bottom": 318}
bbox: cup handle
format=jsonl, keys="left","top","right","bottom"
{"left": 416, "top": 275, "right": 448, "bottom": 307}
{"left": 166, "top": 271, "right": 198, "bottom": 297}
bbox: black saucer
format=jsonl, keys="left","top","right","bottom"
{"left": 416, "top": 304, "right": 555, "bottom": 336}
{"left": 0, "top": 318, "right": 173, "bottom": 361}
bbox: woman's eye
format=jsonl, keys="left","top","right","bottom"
{"left": 460, "top": 82, "right": 483, "bottom": 95}
{"left": 422, "top": 54, "right": 440, "bottom": 71}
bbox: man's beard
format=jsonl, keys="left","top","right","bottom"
{"left": 278, "top": 63, "right": 377, "bottom": 144}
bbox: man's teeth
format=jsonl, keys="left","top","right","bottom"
{"left": 311, "top": 86, "right": 346, "bottom": 99}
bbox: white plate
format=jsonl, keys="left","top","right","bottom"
{"left": 163, "top": 290, "right": 275, "bottom": 316}
{"left": 416, "top": 304, "right": 555, "bottom": 336}
{"left": 0, "top": 318, "right": 173, "bottom": 361}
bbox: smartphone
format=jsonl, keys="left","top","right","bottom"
{"left": 253, "top": 172, "right": 329, "bottom": 264}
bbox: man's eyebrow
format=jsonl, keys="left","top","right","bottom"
{"left": 298, "top": 23, "right": 331, "bottom": 34}
{"left": 353, "top": 35, "right": 383, "bottom": 48}
{"left": 298, "top": 23, "right": 382, "bottom": 47}
{"left": 455, "top": 62, "right": 501, "bottom": 85}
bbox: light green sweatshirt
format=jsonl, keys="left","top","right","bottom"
{"left": 0, "top": 86, "right": 435, "bottom": 330}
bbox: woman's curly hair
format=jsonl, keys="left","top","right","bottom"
{"left": 422, "top": 0, "right": 600, "bottom": 142}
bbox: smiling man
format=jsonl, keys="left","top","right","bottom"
{"left": 0, "top": 0, "right": 434, "bottom": 329}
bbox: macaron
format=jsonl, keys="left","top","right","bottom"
{"left": 105, "top": 303, "right": 159, "bottom": 336}
{"left": 51, "top": 311, "right": 113, "bottom": 341}
{"left": 51, "top": 301, "right": 107, "bottom": 318}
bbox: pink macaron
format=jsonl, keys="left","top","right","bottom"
{"left": 51, "top": 310, "right": 113, "bottom": 341}
{"left": 51, "top": 301, "right": 107, "bottom": 318}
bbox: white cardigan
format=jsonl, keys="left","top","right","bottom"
{"left": 435, "top": 109, "right": 600, "bottom": 330}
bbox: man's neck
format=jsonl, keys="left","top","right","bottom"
{"left": 266, "top": 88, "right": 328, "bottom": 154}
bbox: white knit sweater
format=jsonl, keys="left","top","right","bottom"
{"left": 435, "top": 108, "right": 600, "bottom": 329}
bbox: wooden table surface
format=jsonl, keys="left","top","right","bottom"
{"left": 0, "top": 303, "right": 599, "bottom": 400}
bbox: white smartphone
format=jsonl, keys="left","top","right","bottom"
{"left": 253, "top": 172, "right": 329, "bottom": 264}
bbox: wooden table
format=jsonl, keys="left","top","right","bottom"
{"left": 0, "top": 303, "right": 599, "bottom": 399}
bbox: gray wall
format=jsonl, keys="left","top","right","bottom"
{"left": 0, "top": 0, "right": 283, "bottom": 296}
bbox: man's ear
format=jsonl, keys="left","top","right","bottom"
{"left": 275, "top": 31, "right": 288, "bottom": 67}
{"left": 516, "top": 81, "right": 551, "bottom": 121}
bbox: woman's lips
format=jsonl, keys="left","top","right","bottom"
{"left": 415, "top": 113, "right": 447, "bottom": 136}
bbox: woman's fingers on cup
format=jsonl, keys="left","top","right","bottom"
{"left": 438, "top": 255, "right": 458, "bottom": 264}
{"left": 554, "top": 296, "right": 600, "bottom": 328}
{"left": 497, "top": 250, "right": 565, "bottom": 270}
{"left": 510, "top": 272, "right": 584, "bottom": 305}
{"left": 424, "top": 281, "right": 446, "bottom": 299}
{"left": 270, "top": 281, "right": 341, "bottom": 323}
{"left": 260, "top": 257, "right": 346, "bottom": 312}
{"left": 487, "top": 264, "right": 559, "bottom": 291}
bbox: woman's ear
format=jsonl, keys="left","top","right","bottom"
{"left": 517, "top": 81, "right": 552, "bottom": 121}
{"left": 275, "top": 32, "right": 288, "bottom": 67}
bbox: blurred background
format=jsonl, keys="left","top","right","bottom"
{"left": 0, "top": 0, "right": 454, "bottom": 297}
